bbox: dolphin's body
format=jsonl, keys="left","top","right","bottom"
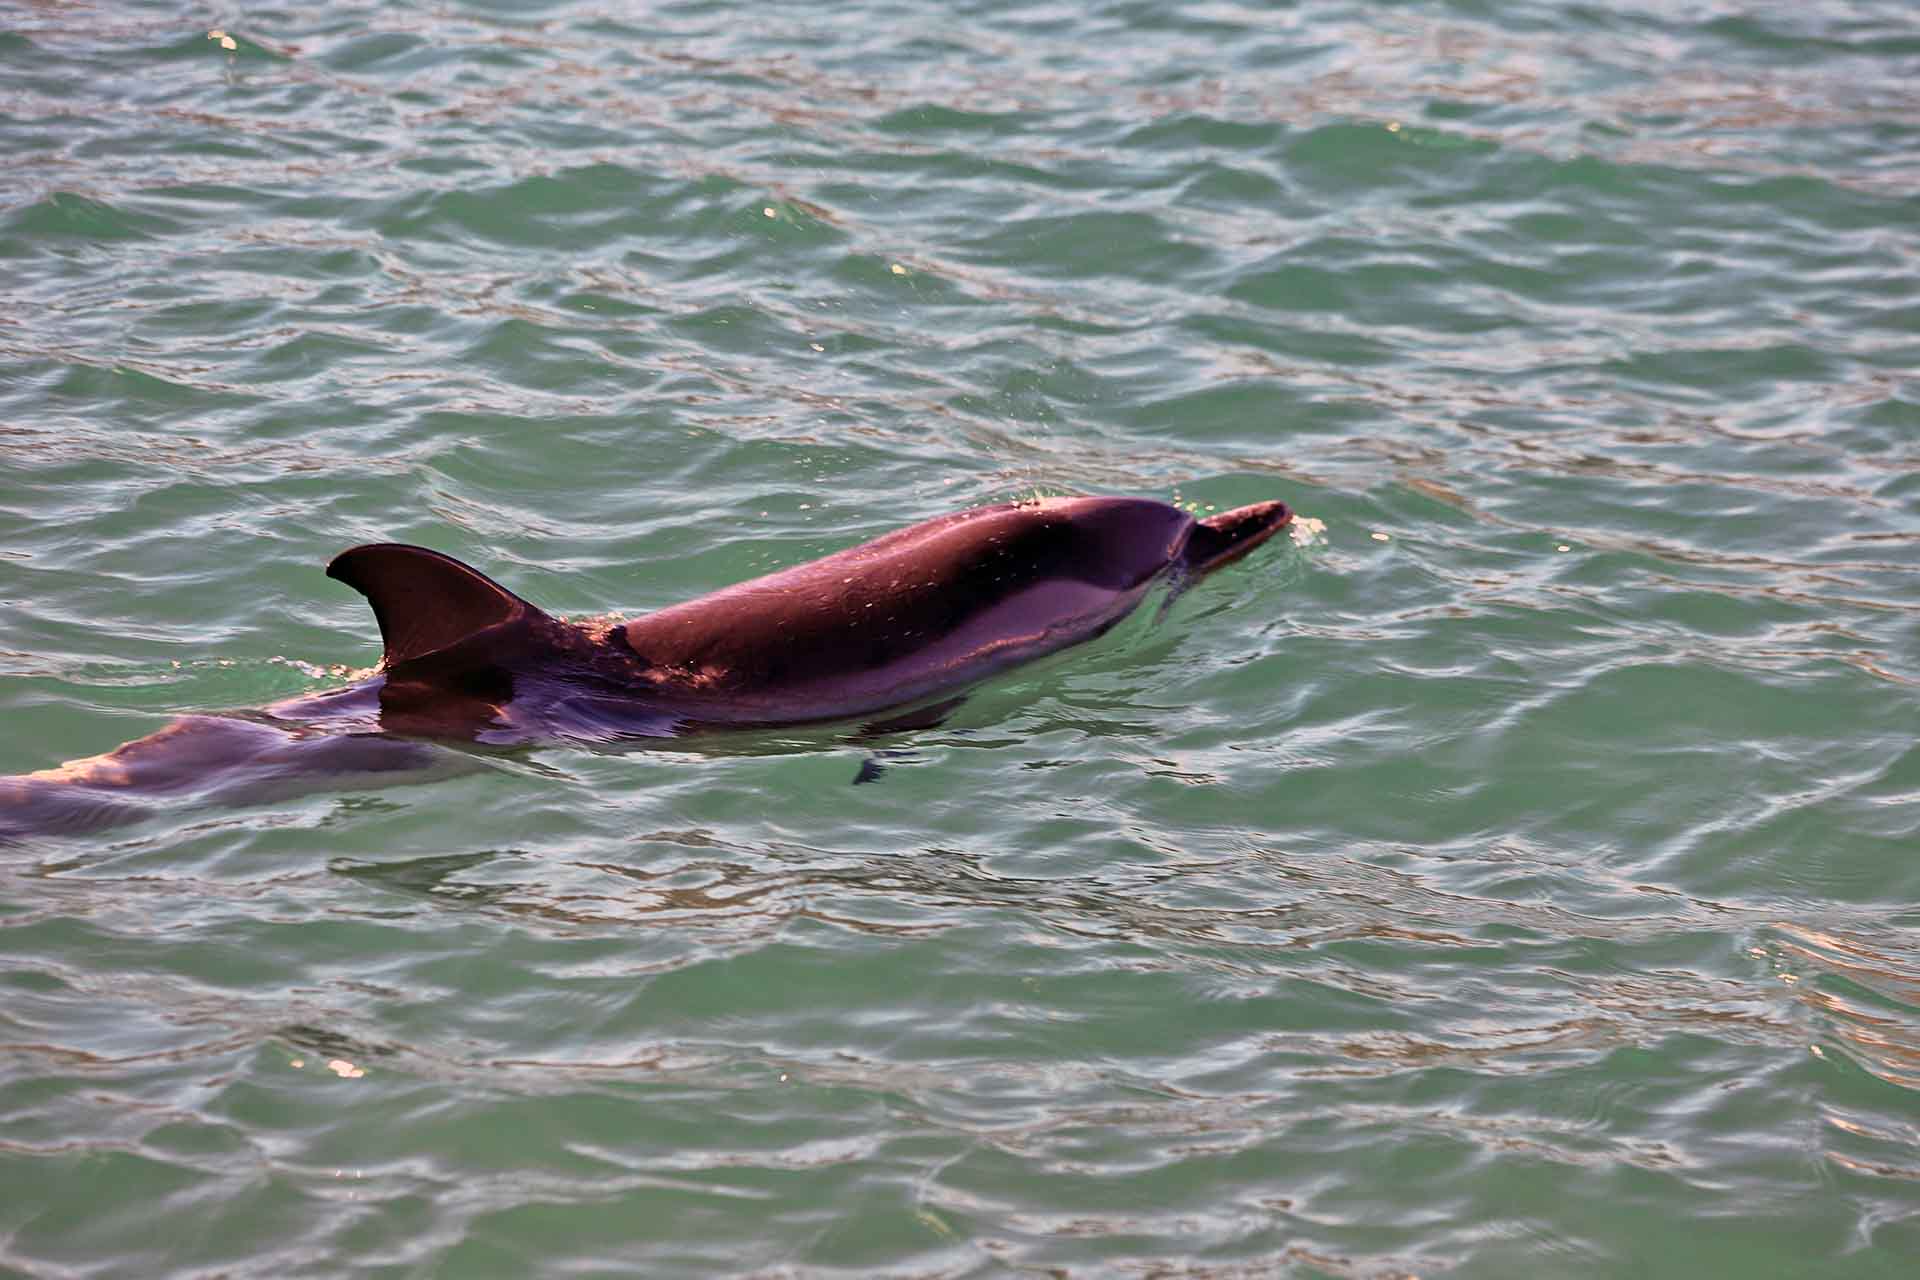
{"left": 2, "top": 496, "right": 1290, "bottom": 834}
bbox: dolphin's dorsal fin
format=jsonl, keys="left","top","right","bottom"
{"left": 326, "top": 543, "right": 549, "bottom": 668}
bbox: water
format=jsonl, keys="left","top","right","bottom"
{"left": 3, "top": 0, "right": 1918, "bottom": 1274}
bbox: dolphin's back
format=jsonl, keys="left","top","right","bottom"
{"left": 324, "top": 495, "right": 1289, "bottom": 728}
{"left": 618, "top": 497, "right": 1194, "bottom": 717}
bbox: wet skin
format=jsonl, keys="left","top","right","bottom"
{"left": 2, "top": 496, "right": 1289, "bottom": 835}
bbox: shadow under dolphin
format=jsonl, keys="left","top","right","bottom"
{"left": 1, "top": 495, "right": 1290, "bottom": 838}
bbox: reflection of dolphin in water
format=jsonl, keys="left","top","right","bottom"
{"left": 2, "top": 495, "right": 1290, "bottom": 835}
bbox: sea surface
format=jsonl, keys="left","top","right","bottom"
{"left": 2, "top": 1, "right": 1918, "bottom": 1275}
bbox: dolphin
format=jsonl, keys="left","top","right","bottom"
{"left": 1, "top": 495, "right": 1290, "bottom": 834}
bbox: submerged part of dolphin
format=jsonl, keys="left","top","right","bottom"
{"left": 1, "top": 496, "right": 1289, "bottom": 835}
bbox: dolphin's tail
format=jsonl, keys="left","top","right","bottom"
{"left": 1181, "top": 500, "right": 1292, "bottom": 573}
{"left": 1, "top": 715, "right": 461, "bottom": 842}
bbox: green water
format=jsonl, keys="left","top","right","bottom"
{"left": 3, "top": 0, "right": 1918, "bottom": 1274}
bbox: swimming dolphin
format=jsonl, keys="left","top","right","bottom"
{"left": 1, "top": 495, "right": 1290, "bottom": 834}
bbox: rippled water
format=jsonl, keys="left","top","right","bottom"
{"left": 3, "top": 1, "right": 1919, "bottom": 1274}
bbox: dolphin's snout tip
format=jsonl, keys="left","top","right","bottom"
{"left": 1210, "top": 497, "right": 1290, "bottom": 524}
{"left": 1184, "top": 499, "right": 1292, "bottom": 572}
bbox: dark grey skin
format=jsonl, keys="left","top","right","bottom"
{"left": 1, "top": 496, "right": 1290, "bottom": 836}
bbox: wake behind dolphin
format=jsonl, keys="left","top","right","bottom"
{"left": 2, "top": 495, "right": 1290, "bottom": 836}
